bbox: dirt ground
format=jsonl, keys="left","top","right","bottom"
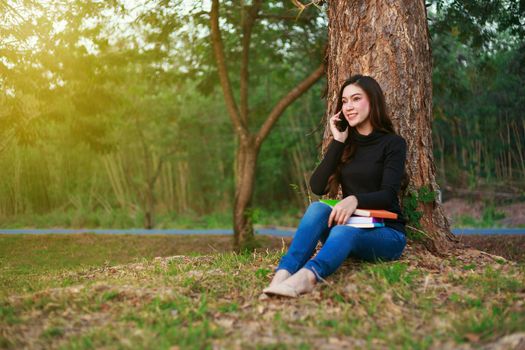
{"left": 442, "top": 198, "right": 525, "bottom": 262}
{"left": 457, "top": 235, "right": 525, "bottom": 262}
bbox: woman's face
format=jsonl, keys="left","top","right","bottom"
{"left": 341, "top": 84, "right": 371, "bottom": 130}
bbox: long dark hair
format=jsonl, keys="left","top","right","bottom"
{"left": 326, "top": 75, "right": 397, "bottom": 197}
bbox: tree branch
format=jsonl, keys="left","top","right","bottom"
{"left": 210, "top": 0, "right": 247, "bottom": 137}
{"left": 192, "top": 10, "right": 210, "bottom": 18}
{"left": 240, "top": 0, "right": 262, "bottom": 127}
{"left": 255, "top": 63, "right": 325, "bottom": 150}
{"left": 258, "top": 13, "right": 315, "bottom": 23}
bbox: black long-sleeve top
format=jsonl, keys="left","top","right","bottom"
{"left": 309, "top": 128, "right": 407, "bottom": 234}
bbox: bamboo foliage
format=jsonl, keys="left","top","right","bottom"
{"left": 513, "top": 120, "right": 525, "bottom": 176}
{"left": 13, "top": 147, "right": 21, "bottom": 216}
{"left": 434, "top": 114, "right": 525, "bottom": 186}
{"left": 101, "top": 148, "right": 193, "bottom": 221}
{"left": 158, "top": 162, "right": 175, "bottom": 212}
{"left": 102, "top": 154, "right": 133, "bottom": 212}
{"left": 287, "top": 112, "right": 317, "bottom": 210}
{"left": 175, "top": 160, "right": 189, "bottom": 213}
{"left": 155, "top": 160, "right": 190, "bottom": 214}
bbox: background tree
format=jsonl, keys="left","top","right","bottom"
{"left": 0, "top": 1, "right": 52, "bottom": 155}
{"left": 429, "top": 0, "right": 525, "bottom": 194}
{"left": 208, "top": 0, "right": 325, "bottom": 251}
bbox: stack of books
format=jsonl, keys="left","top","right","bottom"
{"left": 345, "top": 216, "right": 385, "bottom": 228}
{"left": 319, "top": 199, "right": 398, "bottom": 228}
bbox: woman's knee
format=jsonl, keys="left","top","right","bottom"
{"left": 328, "top": 225, "right": 359, "bottom": 240}
{"left": 321, "top": 225, "right": 358, "bottom": 251}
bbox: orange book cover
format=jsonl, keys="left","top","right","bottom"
{"left": 319, "top": 200, "right": 398, "bottom": 220}
{"left": 353, "top": 209, "right": 398, "bottom": 220}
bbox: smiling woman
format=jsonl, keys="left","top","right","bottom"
{"left": 263, "top": 75, "right": 408, "bottom": 298}
{"left": 339, "top": 84, "right": 371, "bottom": 134}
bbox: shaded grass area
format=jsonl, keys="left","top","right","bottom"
{"left": 0, "top": 236, "right": 524, "bottom": 349}
{"left": 0, "top": 234, "right": 288, "bottom": 298}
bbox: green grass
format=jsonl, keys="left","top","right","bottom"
{"left": 455, "top": 204, "right": 507, "bottom": 228}
{"left": 0, "top": 233, "right": 285, "bottom": 298}
{"left": 0, "top": 235, "right": 524, "bottom": 349}
{"left": 0, "top": 206, "right": 302, "bottom": 229}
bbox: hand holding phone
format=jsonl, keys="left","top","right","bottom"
{"left": 329, "top": 111, "right": 349, "bottom": 143}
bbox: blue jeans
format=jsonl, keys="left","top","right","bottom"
{"left": 276, "top": 201, "right": 407, "bottom": 282}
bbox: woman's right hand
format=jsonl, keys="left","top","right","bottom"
{"left": 329, "top": 111, "right": 348, "bottom": 143}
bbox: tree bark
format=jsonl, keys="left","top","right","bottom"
{"left": 325, "top": 0, "right": 456, "bottom": 253}
{"left": 233, "top": 135, "right": 259, "bottom": 251}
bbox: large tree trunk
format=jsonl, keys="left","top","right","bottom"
{"left": 325, "top": 0, "right": 456, "bottom": 253}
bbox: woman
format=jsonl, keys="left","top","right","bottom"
{"left": 263, "top": 74, "right": 407, "bottom": 298}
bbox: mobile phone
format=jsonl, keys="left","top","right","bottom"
{"left": 335, "top": 111, "right": 349, "bottom": 132}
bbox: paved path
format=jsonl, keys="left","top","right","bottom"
{"left": 450, "top": 228, "right": 525, "bottom": 235}
{"left": 0, "top": 228, "right": 524, "bottom": 237}
{"left": 0, "top": 228, "right": 295, "bottom": 237}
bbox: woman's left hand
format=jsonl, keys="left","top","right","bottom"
{"left": 328, "top": 196, "right": 358, "bottom": 227}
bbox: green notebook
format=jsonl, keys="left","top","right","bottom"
{"left": 319, "top": 199, "right": 340, "bottom": 207}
